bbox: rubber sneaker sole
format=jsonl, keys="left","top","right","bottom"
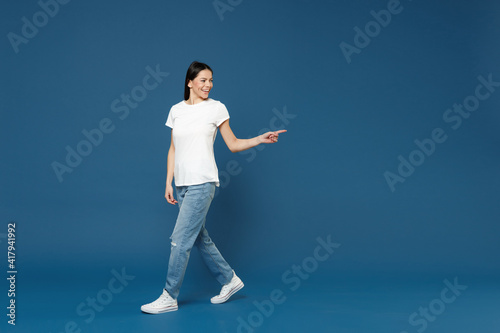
{"left": 141, "top": 304, "right": 178, "bottom": 314}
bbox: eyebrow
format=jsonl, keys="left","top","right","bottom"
{"left": 199, "top": 77, "right": 213, "bottom": 80}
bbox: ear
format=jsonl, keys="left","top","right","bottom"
{"left": 187, "top": 80, "right": 192, "bottom": 88}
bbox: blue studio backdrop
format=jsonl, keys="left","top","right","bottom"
{"left": 1, "top": 0, "right": 499, "bottom": 332}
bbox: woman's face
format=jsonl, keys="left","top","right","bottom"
{"left": 188, "top": 69, "right": 213, "bottom": 101}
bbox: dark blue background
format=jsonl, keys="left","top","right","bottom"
{"left": 1, "top": 0, "right": 499, "bottom": 332}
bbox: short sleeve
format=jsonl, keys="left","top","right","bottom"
{"left": 215, "top": 102, "right": 230, "bottom": 127}
{"left": 165, "top": 107, "right": 174, "bottom": 128}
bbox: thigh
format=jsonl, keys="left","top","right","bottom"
{"left": 175, "top": 185, "right": 187, "bottom": 209}
{"left": 171, "top": 182, "right": 215, "bottom": 241}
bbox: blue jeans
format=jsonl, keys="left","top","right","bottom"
{"left": 164, "top": 182, "right": 234, "bottom": 299}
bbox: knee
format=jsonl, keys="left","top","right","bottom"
{"left": 199, "top": 232, "right": 212, "bottom": 244}
{"left": 195, "top": 234, "right": 212, "bottom": 248}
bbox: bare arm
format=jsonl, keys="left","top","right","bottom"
{"left": 218, "top": 119, "right": 287, "bottom": 153}
{"left": 165, "top": 130, "right": 178, "bottom": 205}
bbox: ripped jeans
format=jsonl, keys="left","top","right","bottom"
{"left": 164, "top": 181, "right": 234, "bottom": 299}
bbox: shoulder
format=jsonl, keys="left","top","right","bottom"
{"left": 207, "top": 98, "right": 227, "bottom": 111}
{"left": 203, "top": 98, "right": 221, "bottom": 106}
{"left": 168, "top": 101, "right": 187, "bottom": 116}
{"left": 171, "top": 100, "right": 187, "bottom": 109}
{"left": 203, "top": 98, "right": 222, "bottom": 105}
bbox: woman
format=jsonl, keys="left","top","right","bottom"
{"left": 141, "top": 61, "right": 286, "bottom": 314}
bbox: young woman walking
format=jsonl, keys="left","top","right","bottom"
{"left": 141, "top": 61, "right": 286, "bottom": 314}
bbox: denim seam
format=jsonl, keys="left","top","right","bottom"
{"left": 174, "top": 184, "right": 211, "bottom": 285}
{"left": 173, "top": 186, "right": 192, "bottom": 286}
{"left": 200, "top": 236, "right": 230, "bottom": 284}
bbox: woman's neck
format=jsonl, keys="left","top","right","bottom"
{"left": 185, "top": 96, "right": 207, "bottom": 105}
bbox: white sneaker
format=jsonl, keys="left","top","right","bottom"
{"left": 211, "top": 271, "right": 244, "bottom": 304}
{"left": 141, "top": 289, "right": 178, "bottom": 314}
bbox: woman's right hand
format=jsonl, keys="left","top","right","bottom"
{"left": 165, "top": 184, "right": 178, "bottom": 205}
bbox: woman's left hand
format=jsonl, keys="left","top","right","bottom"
{"left": 259, "top": 129, "right": 287, "bottom": 144}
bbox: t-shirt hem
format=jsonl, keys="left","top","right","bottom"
{"left": 216, "top": 116, "right": 230, "bottom": 127}
{"left": 174, "top": 180, "right": 220, "bottom": 187}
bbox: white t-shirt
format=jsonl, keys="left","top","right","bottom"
{"left": 165, "top": 98, "right": 230, "bottom": 187}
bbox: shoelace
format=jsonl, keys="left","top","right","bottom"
{"left": 154, "top": 293, "right": 172, "bottom": 306}
{"left": 220, "top": 284, "right": 231, "bottom": 296}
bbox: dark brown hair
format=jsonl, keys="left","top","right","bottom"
{"left": 184, "top": 61, "right": 213, "bottom": 100}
